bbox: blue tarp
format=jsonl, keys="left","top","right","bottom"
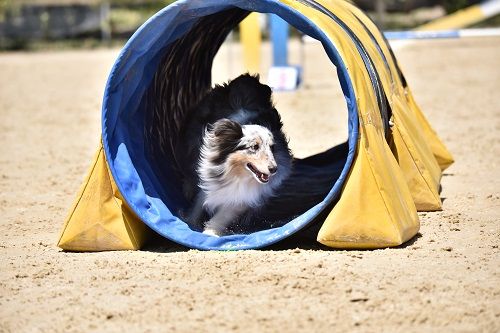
{"left": 101, "top": 0, "right": 359, "bottom": 250}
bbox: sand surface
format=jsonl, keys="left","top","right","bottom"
{"left": 1, "top": 37, "right": 499, "bottom": 332}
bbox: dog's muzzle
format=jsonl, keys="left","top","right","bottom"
{"left": 246, "top": 163, "right": 271, "bottom": 184}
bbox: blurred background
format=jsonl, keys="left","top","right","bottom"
{"left": 1, "top": 0, "right": 499, "bottom": 51}
{"left": 2, "top": 0, "right": 499, "bottom": 159}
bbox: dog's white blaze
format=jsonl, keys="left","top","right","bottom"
{"left": 240, "top": 125, "right": 274, "bottom": 148}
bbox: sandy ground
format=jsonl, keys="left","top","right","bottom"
{"left": 0, "top": 36, "right": 499, "bottom": 333}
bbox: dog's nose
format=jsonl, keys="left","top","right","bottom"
{"left": 269, "top": 166, "right": 278, "bottom": 174}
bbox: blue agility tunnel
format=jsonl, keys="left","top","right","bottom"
{"left": 102, "top": 0, "right": 362, "bottom": 250}
{"left": 59, "top": 0, "right": 452, "bottom": 251}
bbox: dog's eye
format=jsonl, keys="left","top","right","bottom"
{"left": 251, "top": 143, "right": 259, "bottom": 151}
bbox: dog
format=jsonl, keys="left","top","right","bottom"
{"left": 175, "top": 74, "right": 292, "bottom": 236}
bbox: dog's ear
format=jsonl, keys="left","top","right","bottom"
{"left": 207, "top": 119, "right": 244, "bottom": 165}
{"left": 211, "top": 119, "right": 243, "bottom": 142}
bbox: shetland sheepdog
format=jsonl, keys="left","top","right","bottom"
{"left": 175, "top": 74, "right": 292, "bottom": 236}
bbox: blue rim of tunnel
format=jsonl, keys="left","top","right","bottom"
{"left": 101, "top": 0, "right": 359, "bottom": 250}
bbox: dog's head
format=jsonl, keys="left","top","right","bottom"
{"left": 200, "top": 119, "right": 281, "bottom": 185}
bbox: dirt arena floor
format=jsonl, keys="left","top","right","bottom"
{"left": 1, "top": 37, "right": 499, "bottom": 332}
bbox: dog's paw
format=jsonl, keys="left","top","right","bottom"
{"left": 202, "top": 228, "right": 220, "bottom": 237}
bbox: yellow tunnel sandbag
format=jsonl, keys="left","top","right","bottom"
{"left": 324, "top": 0, "right": 443, "bottom": 209}
{"left": 389, "top": 98, "right": 442, "bottom": 210}
{"left": 339, "top": 0, "right": 454, "bottom": 172}
{"left": 318, "top": 128, "right": 420, "bottom": 248}
{"left": 280, "top": 0, "right": 420, "bottom": 248}
{"left": 404, "top": 87, "right": 455, "bottom": 171}
{"left": 58, "top": 143, "right": 149, "bottom": 251}
{"left": 389, "top": 125, "right": 441, "bottom": 211}
{"left": 239, "top": 12, "right": 262, "bottom": 74}
{"left": 389, "top": 97, "right": 442, "bottom": 211}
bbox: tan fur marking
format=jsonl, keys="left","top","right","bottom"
{"left": 226, "top": 153, "right": 250, "bottom": 178}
